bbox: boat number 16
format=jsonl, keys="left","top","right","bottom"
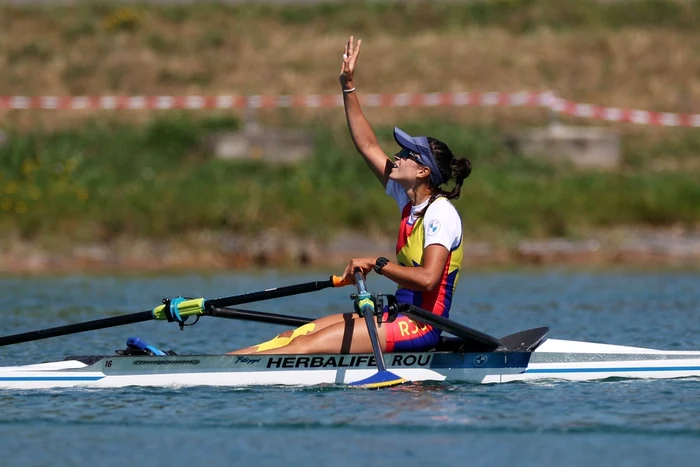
{"left": 104, "top": 360, "right": 113, "bottom": 367}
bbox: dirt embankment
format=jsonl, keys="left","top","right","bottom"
{"left": 1, "top": 4, "right": 699, "bottom": 133}
{"left": 3, "top": 228, "right": 700, "bottom": 275}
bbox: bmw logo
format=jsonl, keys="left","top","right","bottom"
{"left": 427, "top": 220, "right": 441, "bottom": 235}
{"left": 473, "top": 354, "right": 488, "bottom": 367}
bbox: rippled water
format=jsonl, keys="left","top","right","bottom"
{"left": 1, "top": 269, "right": 699, "bottom": 466}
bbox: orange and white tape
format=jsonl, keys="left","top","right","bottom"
{"left": 0, "top": 92, "right": 548, "bottom": 110}
{"left": 550, "top": 98, "right": 700, "bottom": 127}
{"left": 1, "top": 91, "right": 698, "bottom": 127}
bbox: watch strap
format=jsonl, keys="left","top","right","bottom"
{"left": 374, "top": 257, "right": 390, "bottom": 275}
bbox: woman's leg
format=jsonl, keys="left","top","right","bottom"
{"left": 252, "top": 315, "right": 387, "bottom": 355}
{"left": 306, "top": 312, "right": 356, "bottom": 335}
{"left": 228, "top": 312, "right": 357, "bottom": 354}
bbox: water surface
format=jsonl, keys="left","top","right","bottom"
{"left": 1, "top": 269, "right": 699, "bottom": 466}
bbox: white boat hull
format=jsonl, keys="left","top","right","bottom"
{"left": 1, "top": 338, "right": 700, "bottom": 389}
{"left": 0, "top": 351, "right": 528, "bottom": 389}
{"left": 499, "top": 338, "right": 700, "bottom": 383}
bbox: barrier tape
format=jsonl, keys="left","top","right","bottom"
{"left": 1, "top": 92, "right": 698, "bottom": 127}
{"left": 551, "top": 98, "right": 700, "bottom": 127}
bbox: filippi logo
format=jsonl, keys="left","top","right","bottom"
{"left": 235, "top": 356, "right": 261, "bottom": 365}
{"left": 473, "top": 354, "right": 488, "bottom": 367}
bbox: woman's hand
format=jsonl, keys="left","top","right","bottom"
{"left": 340, "top": 35, "right": 362, "bottom": 89}
{"left": 341, "top": 257, "right": 376, "bottom": 283}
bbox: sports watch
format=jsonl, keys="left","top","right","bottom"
{"left": 373, "top": 257, "right": 390, "bottom": 275}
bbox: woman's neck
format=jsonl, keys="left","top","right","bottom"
{"left": 404, "top": 185, "right": 432, "bottom": 206}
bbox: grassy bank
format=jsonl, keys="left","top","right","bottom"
{"left": 2, "top": 116, "right": 700, "bottom": 243}
{"left": 2, "top": 1, "right": 700, "bottom": 247}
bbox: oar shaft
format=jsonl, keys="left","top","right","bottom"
{"left": 362, "top": 309, "right": 387, "bottom": 372}
{"left": 0, "top": 276, "right": 351, "bottom": 348}
{"left": 205, "top": 276, "right": 347, "bottom": 310}
{"left": 0, "top": 310, "right": 154, "bottom": 347}
{"left": 209, "top": 307, "right": 313, "bottom": 327}
{"left": 354, "top": 270, "right": 389, "bottom": 372}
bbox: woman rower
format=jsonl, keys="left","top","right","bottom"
{"left": 230, "top": 36, "right": 471, "bottom": 355}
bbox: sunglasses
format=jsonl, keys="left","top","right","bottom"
{"left": 395, "top": 148, "right": 423, "bottom": 165}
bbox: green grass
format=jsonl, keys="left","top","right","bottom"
{"left": 212, "top": 0, "right": 700, "bottom": 33}
{"left": 1, "top": 116, "right": 699, "bottom": 243}
{"left": 8, "top": 0, "right": 700, "bottom": 37}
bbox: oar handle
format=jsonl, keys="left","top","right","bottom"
{"left": 333, "top": 275, "right": 353, "bottom": 287}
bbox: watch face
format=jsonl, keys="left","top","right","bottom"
{"left": 375, "top": 257, "right": 389, "bottom": 273}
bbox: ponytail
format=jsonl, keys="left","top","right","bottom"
{"left": 415, "top": 138, "right": 471, "bottom": 217}
{"left": 443, "top": 156, "right": 472, "bottom": 200}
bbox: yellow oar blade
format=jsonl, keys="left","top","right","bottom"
{"left": 349, "top": 371, "right": 407, "bottom": 389}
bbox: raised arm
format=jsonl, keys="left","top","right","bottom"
{"left": 340, "top": 36, "right": 394, "bottom": 188}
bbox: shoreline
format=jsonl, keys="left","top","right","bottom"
{"left": 2, "top": 228, "right": 699, "bottom": 275}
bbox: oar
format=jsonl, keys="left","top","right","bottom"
{"left": 202, "top": 275, "right": 350, "bottom": 309}
{"left": 0, "top": 311, "right": 157, "bottom": 347}
{"left": 347, "top": 269, "right": 406, "bottom": 389}
{"left": 0, "top": 275, "right": 350, "bottom": 347}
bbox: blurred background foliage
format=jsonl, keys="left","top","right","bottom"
{"left": 1, "top": 0, "right": 699, "bottom": 244}
{"left": 2, "top": 115, "right": 699, "bottom": 241}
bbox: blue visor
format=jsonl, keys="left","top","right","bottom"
{"left": 393, "top": 127, "right": 445, "bottom": 186}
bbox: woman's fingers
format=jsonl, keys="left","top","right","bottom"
{"left": 346, "top": 38, "right": 361, "bottom": 74}
{"left": 342, "top": 258, "right": 370, "bottom": 283}
{"left": 341, "top": 262, "right": 355, "bottom": 284}
{"left": 351, "top": 258, "right": 375, "bottom": 275}
{"left": 352, "top": 39, "right": 361, "bottom": 62}
{"left": 342, "top": 36, "right": 361, "bottom": 63}
{"left": 340, "top": 39, "right": 352, "bottom": 74}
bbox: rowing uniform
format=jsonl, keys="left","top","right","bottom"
{"left": 383, "top": 180, "right": 464, "bottom": 352}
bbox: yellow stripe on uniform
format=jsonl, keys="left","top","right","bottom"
{"left": 254, "top": 323, "right": 316, "bottom": 352}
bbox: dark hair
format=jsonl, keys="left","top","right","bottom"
{"left": 428, "top": 137, "right": 471, "bottom": 198}
{"left": 416, "top": 137, "right": 471, "bottom": 217}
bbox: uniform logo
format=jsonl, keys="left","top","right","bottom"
{"left": 473, "top": 354, "right": 488, "bottom": 367}
{"left": 427, "top": 219, "right": 441, "bottom": 236}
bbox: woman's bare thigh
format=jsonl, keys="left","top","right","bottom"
{"left": 256, "top": 315, "right": 387, "bottom": 355}
{"left": 307, "top": 312, "right": 358, "bottom": 335}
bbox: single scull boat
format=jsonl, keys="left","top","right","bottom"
{"left": 1, "top": 276, "right": 698, "bottom": 389}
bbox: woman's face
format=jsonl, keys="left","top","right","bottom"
{"left": 389, "top": 148, "right": 430, "bottom": 185}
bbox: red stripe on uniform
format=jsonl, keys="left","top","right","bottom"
{"left": 395, "top": 203, "right": 413, "bottom": 255}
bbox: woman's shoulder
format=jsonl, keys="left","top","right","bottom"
{"left": 425, "top": 197, "right": 460, "bottom": 218}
